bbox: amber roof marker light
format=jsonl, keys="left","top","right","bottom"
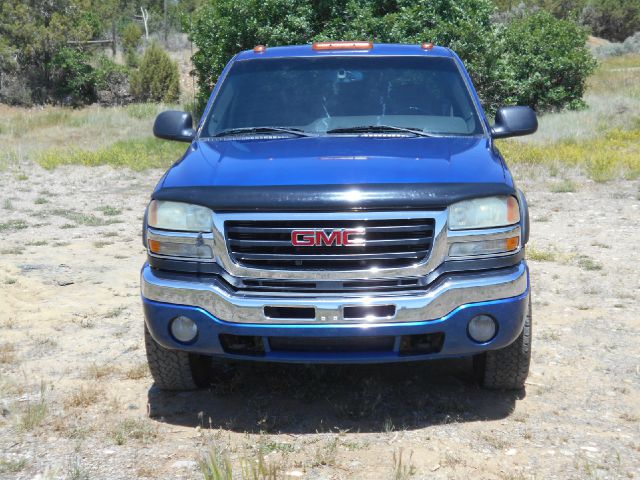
{"left": 421, "top": 42, "right": 434, "bottom": 50}
{"left": 253, "top": 45, "right": 267, "bottom": 53}
{"left": 312, "top": 41, "right": 374, "bottom": 51}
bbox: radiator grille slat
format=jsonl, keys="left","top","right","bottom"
{"left": 225, "top": 218, "right": 436, "bottom": 270}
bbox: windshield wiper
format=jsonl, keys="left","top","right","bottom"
{"left": 326, "top": 125, "right": 436, "bottom": 137}
{"left": 213, "top": 126, "right": 314, "bottom": 138}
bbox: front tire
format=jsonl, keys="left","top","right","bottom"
{"left": 144, "top": 324, "right": 212, "bottom": 390}
{"left": 474, "top": 296, "right": 532, "bottom": 390}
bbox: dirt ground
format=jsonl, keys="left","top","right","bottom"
{"left": 1, "top": 161, "right": 639, "bottom": 480}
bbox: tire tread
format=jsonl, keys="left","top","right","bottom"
{"left": 478, "top": 297, "right": 532, "bottom": 390}
{"left": 144, "top": 324, "right": 197, "bottom": 390}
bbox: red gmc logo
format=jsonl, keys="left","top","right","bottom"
{"left": 291, "top": 228, "right": 365, "bottom": 247}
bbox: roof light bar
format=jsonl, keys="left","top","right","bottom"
{"left": 421, "top": 42, "right": 434, "bottom": 50}
{"left": 253, "top": 45, "right": 267, "bottom": 53}
{"left": 312, "top": 41, "right": 373, "bottom": 51}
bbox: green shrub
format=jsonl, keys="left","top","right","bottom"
{"left": 122, "top": 22, "right": 143, "bottom": 53}
{"left": 122, "top": 22, "right": 143, "bottom": 68}
{"left": 130, "top": 43, "right": 180, "bottom": 103}
{"left": 50, "top": 47, "right": 96, "bottom": 105}
{"left": 497, "top": 10, "right": 596, "bottom": 111}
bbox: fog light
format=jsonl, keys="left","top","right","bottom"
{"left": 170, "top": 316, "right": 198, "bottom": 343}
{"left": 468, "top": 315, "right": 497, "bottom": 343}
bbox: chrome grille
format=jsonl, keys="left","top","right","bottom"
{"left": 225, "top": 218, "right": 435, "bottom": 270}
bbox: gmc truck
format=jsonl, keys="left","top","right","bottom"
{"left": 141, "top": 42, "right": 537, "bottom": 391}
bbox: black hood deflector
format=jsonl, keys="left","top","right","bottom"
{"left": 151, "top": 183, "right": 516, "bottom": 212}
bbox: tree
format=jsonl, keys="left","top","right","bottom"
{"left": 189, "top": 0, "right": 314, "bottom": 102}
{"left": 497, "top": 10, "right": 596, "bottom": 111}
{"left": 130, "top": 42, "right": 180, "bottom": 103}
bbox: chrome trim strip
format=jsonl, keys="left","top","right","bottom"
{"left": 147, "top": 228, "right": 217, "bottom": 263}
{"left": 141, "top": 261, "right": 527, "bottom": 324}
{"left": 446, "top": 225, "right": 522, "bottom": 261}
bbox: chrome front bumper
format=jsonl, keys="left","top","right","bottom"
{"left": 140, "top": 261, "right": 528, "bottom": 325}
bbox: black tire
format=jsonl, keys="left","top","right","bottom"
{"left": 474, "top": 296, "right": 532, "bottom": 390}
{"left": 144, "top": 323, "right": 212, "bottom": 390}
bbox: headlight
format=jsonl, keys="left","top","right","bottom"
{"left": 148, "top": 200, "right": 213, "bottom": 232}
{"left": 448, "top": 196, "right": 519, "bottom": 230}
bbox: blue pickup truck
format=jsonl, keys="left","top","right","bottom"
{"left": 141, "top": 42, "right": 537, "bottom": 391}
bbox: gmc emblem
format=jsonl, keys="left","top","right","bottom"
{"left": 291, "top": 228, "right": 365, "bottom": 247}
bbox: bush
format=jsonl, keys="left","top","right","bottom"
{"left": 189, "top": 0, "right": 596, "bottom": 113}
{"left": 496, "top": 10, "right": 596, "bottom": 111}
{"left": 122, "top": 23, "right": 143, "bottom": 53}
{"left": 94, "top": 56, "right": 132, "bottom": 106}
{"left": 580, "top": 0, "right": 640, "bottom": 42}
{"left": 50, "top": 47, "right": 96, "bottom": 105}
{"left": 122, "top": 22, "right": 143, "bottom": 68}
{"left": 130, "top": 43, "right": 180, "bottom": 103}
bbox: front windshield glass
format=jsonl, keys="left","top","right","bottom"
{"left": 202, "top": 56, "right": 484, "bottom": 137}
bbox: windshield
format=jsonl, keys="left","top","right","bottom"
{"left": 202, "top": 56, "right": 485, "bottom": 137}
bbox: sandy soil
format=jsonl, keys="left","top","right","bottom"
{"left": 0, "top": 162, "right": 639, "bottom": 479}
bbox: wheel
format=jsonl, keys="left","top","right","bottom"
{"left": 474, "top": 296, "right": 532, "bottom": 390}
{"left": 144, "top": 323, "right": 213, "bottom": 390}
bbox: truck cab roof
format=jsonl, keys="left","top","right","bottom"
{"left": 235, "top": 43, "right": 454, "bottom": 61}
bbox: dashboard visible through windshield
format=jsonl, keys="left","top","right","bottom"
{"left": 202, "top": 56, "right": 485, "bottom": 138}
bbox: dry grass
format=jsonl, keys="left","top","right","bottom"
{"left": 64, "top": 384, "right": 103, "bottom": 409}
{"left": 0, "top": 343, "right": 17, "bottom": 365}
{"left": 124, "top": 362, "right": 149, "bottom": 380}
{"left": 86, "top": 363, "right": 114, "bottom": 380}
{"left": 392, "top": 449, "right": 416, "bottom": 480}
{"left": 17, "top": 384, "right": 48, "bottom": 432}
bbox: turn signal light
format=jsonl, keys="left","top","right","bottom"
{"left": 505, "top": 236, "right": 520, "bottom": 251}
{"left": 312, "top": 41, "right": 373, "bottom": 51}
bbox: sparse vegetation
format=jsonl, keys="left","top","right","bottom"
{"left": 577, "top": 255, "right": 604, "bottom": 271}
{"left": 99, "top": 205, "right": 122, "bottom": 216}
{"left": 111, "top": 418, "right": 157, "bottom": 445}
{"left": 0, "top": 219, "right": 28, "bottom": 231}
{"left": 64, "top": 384, "right": 103, "bottom": 408}
{"left": 393, "top": 449, "right": 416, "bottom": 480}
{"left": 550, "top": 178, "right": 578, "bottom": 193}
{"left": 199, "top": 447, "right": 283, "bottom": 480}
{"left": 0, "top": 458, "right": 27, "bottom": 474}
{"left": 527, "top": 247, "right": 557, "bottom": 262}
{"left": 17, "top": 383, "right": 48, "bottom": 432}
{"left": 50, "top": 208, "right": 121, "bottom": 226}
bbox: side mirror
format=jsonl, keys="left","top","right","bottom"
{"left": 153, "top": 110, "right": 196, "bottom": 142}
{"left": 491, "top": 106, "right": 538, "bottom": 139}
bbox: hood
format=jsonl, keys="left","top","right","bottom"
{"left": 160, "top": 136, "right": 507, "bottom": 188}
